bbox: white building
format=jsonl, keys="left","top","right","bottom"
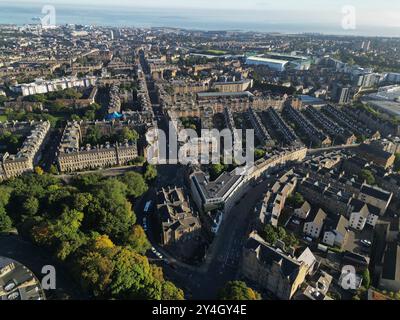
{"left": 303, "top": 208, "right": 327, "bottom": 239}
{"left": 12, "top": 76, "right": 97, "bottom": 96}
{"left": 294, "top": 201, "right": 311, "bottom": 220}
{"left": 322, "top": 215, "right": 349, "bottom": 248}
{"left": 348, "top": 199, "right": 380, "bottom": 231}
{"left": 246, "top": 53, "right": 311, "bottom": 71}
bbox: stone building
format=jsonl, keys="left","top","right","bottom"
{"left": 241, "top": 233, "right": 316, "bottom": 300}
{"left": 56, "top": 121, "right": 138, "bottom": 173}
{"left": 156, "top": 187, "right": 201, "bottom": 246}
{"left": 0, "top": 121, "right": 50, "bottom": 180}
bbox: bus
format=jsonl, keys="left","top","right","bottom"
{"left": 144, "top": 201, "right": 152, "bottom": 213}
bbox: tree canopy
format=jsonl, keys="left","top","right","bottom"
{"left": 359, "top": 169, "right": 375, "bottom": 185}
{"left": 219, "top": 281, "right": 261, "bottom": 300}
{"left": 119, "top": 172, "right": 148, "bottom": 198}
{"left": 0, "top": 171, "right": 184, "bottom": 299}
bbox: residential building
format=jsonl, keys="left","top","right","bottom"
{"left": 241, "top": 233, "right": 315, "bottom": 300}
{"left": 357, "top": 143, "right": 396, "bottom": 169}
{"left": 156, "top": 187, "right": 201, "bottom": 246}
{"left": 56, "top": 121, "right": 138, "bottom": 173}
{"left": 303, "top": 208, "right": 327, "bottom": 239}
{"left": 358, "top": 184, "right": 393, "bottom": 215}
{"left": 294, "top": 201, "right": 311, "bottom": 220}
{"left": 0, "top": 121, "right": 50, "bottom": 180}
{"left": 11, "top": 76, "right": 97, "bottom": 96}
{"left": 348, "top": 198, "right": 380, "bottom": 231}
{"left": 322, "top": 215, "right": 349, "bottom": 248}
{"left": 0, "top": 256, "right": 46, "bottom": 300}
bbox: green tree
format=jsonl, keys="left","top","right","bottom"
{"left": 130, "top": 156, "right": 145, "bottom": 166}
{"left": 86, "top": 179, "right": 136, "bottom": 241}
{"left": 109, "top": 247, "right": 154, "bottom": 298}
{"left": 219, "top": 281, "right": 261, "bottom": 300}
{"left": 0, "top": 186, "right": 12, "bottom": 207}
{"left": 126, "top": 225, "right": 151, "bottom": 254}
{"left": 84, "top": 126, "right": 102, "bottom": 145}
{"left": 0, "top": 131, "right": 23, "bottom": 154}
{"left": 362, "top": 269, "right": 371, "bottom": 289}
{"left": 49, "top": 164, "right": 59, "bottom": 175}
{"left": 120, "top": 172, "right": 148, "bottom": 198}
{"left": 277, "top": 227, "right": 287, "bottom": 240}
{"left": 254, "top": 148, "right": 266, "bottom": 160}
{"left": 285, "top": 232, "right": 299, "bottom": 248}
{"left": 144, "top": 164, "right": 157, "bottom": 182}
{"left": 287, "top": 192, "right": 304, "bottom": 208}
{"left": 262, "top": 224, "right": 278, "bottom": 245}
{"left": 359, "top": 169, "right": 375, "bottom": 185}
{"left": 120, "top": 127, "right": 139, "bottom": 143}
{"left": 0, "top": 206, "right": 13, "bottom": 232}
{"left": 209, "top": 163, "right": 227, "bottom": 180}
{"left": 22, "top": 196, "right": 40, "bottom": 217}
{"left": 161, "top": 281, "right": 185, "bottom": 300}
{"left": 72, "top": 193, "right": 93, "bottom": 211}
{"left": 75, "top": 236, "right": 116, "bottom": 297}
{"left": 49, "top": 208, "right": 85, "bottom": 260}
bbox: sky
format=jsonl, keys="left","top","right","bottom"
{"left": 1, "top": 0, "right": 400, "bottom": 29}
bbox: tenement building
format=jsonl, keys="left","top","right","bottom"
{"left": 0, "top": 121, "right": 50, "bottom": 180}
{"left": 156, "top": 187, "right": 201, "bottom": 246}
{"left": 56, "top": 121, "right": 138, "bottom": 172}
{"left": 241, "top": 233, "right": 316, "bottom": 300}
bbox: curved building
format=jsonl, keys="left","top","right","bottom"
{"left": 0, "top": 257, "right": 46, "bottom": 300}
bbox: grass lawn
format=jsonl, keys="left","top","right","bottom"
{"left": 201, "top": 49, "right": 227, "bottom": 56}
{"left": 0, "top": 115, "right": 7, "bottom": 122}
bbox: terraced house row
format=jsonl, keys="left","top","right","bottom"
{"left": 283, "top": 104, "right": 331, "bottom": 147}
{"left": 56, "top": 121, "right": 138, "bottom": 173}
{"left": 0, "top": 121, "right": 50, "bottom": 180}
{"left": 304, "top": 105, "right": 357, "bottom": 145}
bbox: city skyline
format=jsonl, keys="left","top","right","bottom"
{"left": 0, "top": 0, "right": 400, "bottom": 34}
{"left": 1, "top": 0, "right": 400, "bottom": 307}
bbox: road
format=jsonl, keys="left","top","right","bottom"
{"left": 192, "top": 178, "right": 272, "bottom": 299}
{"left": 0, "top": 234, "right": 86, "bottom": 300}
{"left": 307, "top": 143, "right": 360, "bottom": 155}
{"left": 135, "top": 172, "right": 274, "bottom": 299}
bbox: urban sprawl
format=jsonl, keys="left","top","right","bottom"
{"left": 0, "top": 23, "right": 400, "bottom": 301}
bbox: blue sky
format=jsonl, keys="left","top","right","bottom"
{"left": 1, "top": 0, "right": 400, "bottom": 27}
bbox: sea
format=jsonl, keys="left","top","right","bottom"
{"left": 0, "top": 2, "right": 399, "bottom": 37}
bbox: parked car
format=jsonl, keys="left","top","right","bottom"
{"left": 361, "top": 240, "right": 372, "bottom": 247}
{"left": 292, "top": 219, "right": 301, "bottom": 225}
{"left": 304, "top": 236, "right": 313, "bottom": 243}
{"left": 4, "top": 281, "right": 16, "bottom": 292}
{"left": 7, "top": 292, "right": 20, "bottom": 300}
